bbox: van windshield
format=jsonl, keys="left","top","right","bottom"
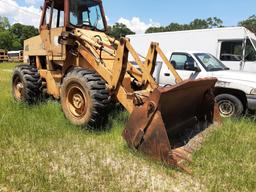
{"left": 69, "top": 0, "right": 105, "bottom": 31}
{"left": 194, "top": 53, "right": 229, "bottom": 71}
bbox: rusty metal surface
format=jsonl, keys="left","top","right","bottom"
{"left": 123, "top": 78, "right": 219, "bottom": 172}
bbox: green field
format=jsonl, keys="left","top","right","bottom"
{"left": 0, "top": 63, "right": 255, "bottom": 192}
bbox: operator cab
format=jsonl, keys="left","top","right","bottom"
{"left": 69, "top": 0, "right": 106, "bottom": 31}
{"left": 40, "top": 0, "right": 107, "bottom": 31}
{"left": 37, "top": 0, "right": 108, "bottom": 67}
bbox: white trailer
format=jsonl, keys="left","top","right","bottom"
{"left": 127, "top": 27, "right": 256, "bottom": 72}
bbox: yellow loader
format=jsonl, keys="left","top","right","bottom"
{"left": 12, "top": 0, "right": 220, "bottom": 171}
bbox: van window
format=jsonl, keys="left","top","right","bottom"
{"left": 170, "top": 53, "right": 196, "bottom": 70}
{"left": 220, "top": 41, "right": 243, "bottom": 61}
{"left": 245, "top": 39, "right": 256, "bottom": 61}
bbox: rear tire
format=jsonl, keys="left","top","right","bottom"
{"left": 60, "top": 68, "right": 110, "bottom": 128}
{"left": 216, "top": 94, "right": 244, "bottom": 118}
{"left": 12, "top": 65, "right": 42, "bottom": 104}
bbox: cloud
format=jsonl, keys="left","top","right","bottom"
{"left": 0, "top": 0, "right": 41, "bottom": 27}
{"left": 117, "top": 17, "right": 160, "bottom": 34}
{"left": 25, "top": 0, "right": 37, "bottom": 5}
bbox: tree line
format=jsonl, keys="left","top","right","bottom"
{"left": 0, "top": 16, "right": 38, "bottom": 51}
{"left": 109, "top": 15, "right": 256, "bottom": 39}
{"left": 146, "top": 17, "right": 223, "bottom": 33}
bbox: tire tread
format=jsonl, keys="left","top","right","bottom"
{"left": 62, "top": 68, "right": 111, "bottom": 128}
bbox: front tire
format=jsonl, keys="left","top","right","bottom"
{"left": 216, "top": 94, "right": 244, "bottom": 118}
{"left": 12, "top": 65, "right": 42, "bottom": 104}
{"left": 61, "top": 68, "right": 110, "bottom": 128}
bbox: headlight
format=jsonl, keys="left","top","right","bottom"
{"left": 251, "top": 88, "right": 256, "bottom": 95}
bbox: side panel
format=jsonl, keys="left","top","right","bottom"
{"left": 243, "top": 61, "right": 256, "bottom": 72}
{"left": 40, "top": 27, "right": 66, "bottom": 61}
{"left": 24, "top": 35, "right": 47, "bottom": 63}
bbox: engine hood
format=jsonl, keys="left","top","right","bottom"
{"left": 212, "top": 70, "right": 256, "bottom": 92}
{"left": 212, "top": 70, "right": 256, "bottom": 83}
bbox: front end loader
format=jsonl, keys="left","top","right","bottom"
{"left": 12, "top": 0, "right": 220, "bottom": 171}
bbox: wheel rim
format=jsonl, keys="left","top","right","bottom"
{"left": 218, "top": 100, "right": 235, "bottom": 117}
{"left": 13, "top": 75, "right": 24, "bottom": 101}
{"left": 66, "top": 83, "right": 88, "bottom": 119}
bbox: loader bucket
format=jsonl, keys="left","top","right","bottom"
{"left": 123, "top": 78, "right": 220, "bottom": 171}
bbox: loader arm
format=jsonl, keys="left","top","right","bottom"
{"left": 73, "top": 30, "right": 184, "bottom": 110}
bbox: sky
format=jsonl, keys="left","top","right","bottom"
{"left": 0, "top": 0, "right": 255, "bottom": 34}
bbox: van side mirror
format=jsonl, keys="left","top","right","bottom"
{"left": 194, "top": 66, "right": 201, "bottom": 72}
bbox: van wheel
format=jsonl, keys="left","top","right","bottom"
{"left": 216, "top": 94, "right": 244, "bottom": 118}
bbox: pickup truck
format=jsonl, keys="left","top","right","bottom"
{"left": 151, "top": 51, "right": 256, "bottom": 117}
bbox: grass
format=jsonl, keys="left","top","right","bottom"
{"left": 193, "top": 118, "right": 256, "bottom": 192}
{"left": 0, "top": 63, "right": 255, "bottom": 191}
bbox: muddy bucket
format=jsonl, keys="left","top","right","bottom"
{"left": 123, "top": 78, "right": 220, "bottom": 171}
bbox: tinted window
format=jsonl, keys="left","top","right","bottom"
{"left": 170, "top": 54, "right": 196, "bottom": 70}
{"left": 220, "top": 41, "right": 243, "bottom": 61}
{"left": 70, "top": 0, "right": 105, "bottom": 31}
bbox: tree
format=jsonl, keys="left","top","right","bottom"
{"left": 0, "top": 31, "right": 14, "bottom": 50}
{"left": 0, "top": 16, "right": 10, "bottom": 31}
{"left": 190, "top": 19, "right": 209, "bottom": 29}
{"left": 11, "top": 39, "right": 22, "bottom": 50}
{"left": 10, "top": 23, "right": 39, "bottom": 49}
{"left": 145, "top": 26, "right": 165, "bottom": 34}
{"left": 207, "top": 17, "right": 223, "bottom": 28}
{"left": 239, "top": 15, "right": 256, "bottom": 34}
{"left": 108, "top": 23, "right": 135, "bottom": 39}
{"left": 166, "top": 23, "right": 190, "bottom": 31}
{"left": 0, "top": 17, "right": 38, "bottom": 50}
{"left": 145, "top": 17, "right": 223, "bottom": 34}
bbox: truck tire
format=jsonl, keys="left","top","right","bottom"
{"left": 216, "top": 94, "right": 244, "bottom": 118}
{"left": 12, "top": 65, "right": 42, "bottom": 104}
{"left": 61, "top": 68, "right": 110, "bottom": 128}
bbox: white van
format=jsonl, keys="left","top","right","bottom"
{"left": 127, "top": 27, "right": 256, "bottom": 72}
